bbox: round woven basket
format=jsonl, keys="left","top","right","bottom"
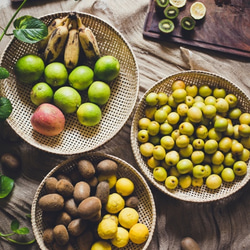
{"left": 0, "top": 11, "right": 139, "bottom": 155}
{"left": 131, "top": 70, "right": 250, "bottom": 202}
{"left": 31, "top": 152, "right": 156, "bottom": 250}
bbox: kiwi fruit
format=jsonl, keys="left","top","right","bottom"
{"left": 158, "top": 19, "right": 175, "bottom": 34}
{"left": 181, "top": 16, "right": 196, "bottom": 31}
{"left": 155, "top": 0, "right": 169, "bottom": 9}
{"left": 164, "top": 6, "right": 179, "bottom": 19}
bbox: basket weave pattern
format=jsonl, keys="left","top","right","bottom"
{"left": 131, "top": 71, "right": 250, "bottom": 202}
{"left": 31, "top": 152, "right": 156, "bottom": 250}
{"left": 0, "top": 12, "right": 139, "bottom": 155}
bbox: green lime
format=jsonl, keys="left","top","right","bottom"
{"left": 14, "top": 54, "right": 45, "bottom": 84}
{"left": 30, "top": 82, "right": 53, "bottom": 106}
{"left": 53, "top": 86, "right": 81, "bottom": 114}
{"left": 44, "top": 62, "right": 68, "bottom": 87}
{"left": 68, "top": 66, "right": 94, "bottom": 91}
{"left": 94, "top": 55, "right": 120, "bottom": 82}
{"left": 77, "top": 102, "right": 102, "bottom": 126}
{"left": 88, "top": 81, "right": 111, "bottom": 105}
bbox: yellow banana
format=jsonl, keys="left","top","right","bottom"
{"left": 44, "top": 17, "right": 70, "bottom": 63}
{"left": 64, "top": 17, "right": 80, "bottom": 69}
{"left": 37, "top": 15, "right": 69, "bottom": 52}
{"left": 77, "top": 16, "right": 100, "bottom": 62}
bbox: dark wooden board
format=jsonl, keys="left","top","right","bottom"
{"left": 143, "top": 0, "right": 250, "bottom": 58}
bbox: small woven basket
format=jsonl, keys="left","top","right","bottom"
{"left": 131, "top": 70, "right": 250, "bottom": 202}
{"left": 31, "top": 152, "right": 156, "bottom": 250}
{"left": 0, "top": 11, "right": 139, "bottom": 155}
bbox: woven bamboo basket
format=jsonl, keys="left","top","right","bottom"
{"left": 131, "top": 70, "right": 250, "bottom": 202}
{"left": 31, "top": 152, "right": 156, "bottom": 250}
{"left": 0, "top": 11, "right": 139, "bottom": 155}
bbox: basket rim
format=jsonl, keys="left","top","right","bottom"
{"left": 131, "top": 70, "right": 250, "bottom": 203}
{"left": 31, "top": 152, "right": 156, "bottom": 250}
{"left": 0, "top": 11, "right": 140, "bottom": 156}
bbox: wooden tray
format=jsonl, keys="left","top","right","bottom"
{"left": 143, "top": 0, "right": 250, "bottom": 58}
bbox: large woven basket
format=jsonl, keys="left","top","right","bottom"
{"left": 31, "top": 152, "right": 156, "bottom": 250}
{"left": 131, "top": 70, "right": 250, "bottom": 202}
{"left": 0, "top": 11, "right": 139, "bottom": 155}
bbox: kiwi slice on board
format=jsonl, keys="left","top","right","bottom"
{"left": 158, "top": 19, "right": 175, "bottom": 33}
{"left": 181, "top": 16, "right": 196, "bottom": 31}
{"left": 155, "top": 0, "right": 169, "bottom": 9}
{"left": 164, "top": 6, "right": 179, "bottom": 19}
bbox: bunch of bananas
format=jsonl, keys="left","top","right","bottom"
{"left": 38, "top": 12, "right": 100, "bottom": 69}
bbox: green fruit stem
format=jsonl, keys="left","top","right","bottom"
{"left": 3, "top": 236, "right": 36, "bottom": 245}
{"left": 0, "top": 0, "right": 28, "bottom": 41}
{"left": 0, "top": 232, "right": 36, "bottom": 245}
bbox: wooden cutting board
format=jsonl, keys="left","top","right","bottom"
{"left": 143, "top": 0, "right": 250, "bottom": 58}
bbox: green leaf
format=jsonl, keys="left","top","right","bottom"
{"left": 0, "top": 67, "right": 9, "bottom": 79}
{"left": 16, "top": 227, "right": 29, "bottom": 235}
{"left": 11, "top": 220, "right": 20, "bottom": 232}
{"left": 0, "top": 175, "right": 14, "bottom": 198}
{"left": 13, "top": 15, "right": 48, "bottom": 44}
{"left": 26, "top": 214, "right": 31, "bottom": 219}
{"left": 0, "top": 97, "right": 13, "bottom": 121}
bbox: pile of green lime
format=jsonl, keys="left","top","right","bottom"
{"left": 137, "top": 80, "right": 249, "bottom": 190}
{"left": 14, "top": 54, "right": 120, "bottom": 128}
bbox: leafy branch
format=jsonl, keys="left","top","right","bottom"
{"left": 0, "top": 168, "right": 35, "bottom": 246}
{"left": 0, "top": 0, "right": 28, "bottom": 41}
{"left": 0, "top": 218, "right": 35, "bottom": 245}
{"left": 0, "top": 0, "right": 48, "bottom": 121}
{"left": 0, "top": 0, "right": 48, "bottom": 44}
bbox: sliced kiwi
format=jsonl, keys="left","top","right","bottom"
{"left": 164, "top": 6, "right": 179, "bottom": 19}
{"left": 155, "top": 0, "right": 169, "bottom": 9}
{"left": 158, "top": 19, "right": 175, "bottom": 34}
{"left": 181, "top": 16, "right": 196, "bottom": 31}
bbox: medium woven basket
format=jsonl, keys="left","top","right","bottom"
{"left": 0, "top": 11, "right": 139, "bottom": 155}
{"left": 31, "top": 152, "right": 156, "bottom": 250}
{"left": 131, "top": 70, "right": 250, "bottom": 202}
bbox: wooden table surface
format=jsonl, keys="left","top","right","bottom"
{"left": 0, "top": 0, "right": 250, "bottom": 249}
